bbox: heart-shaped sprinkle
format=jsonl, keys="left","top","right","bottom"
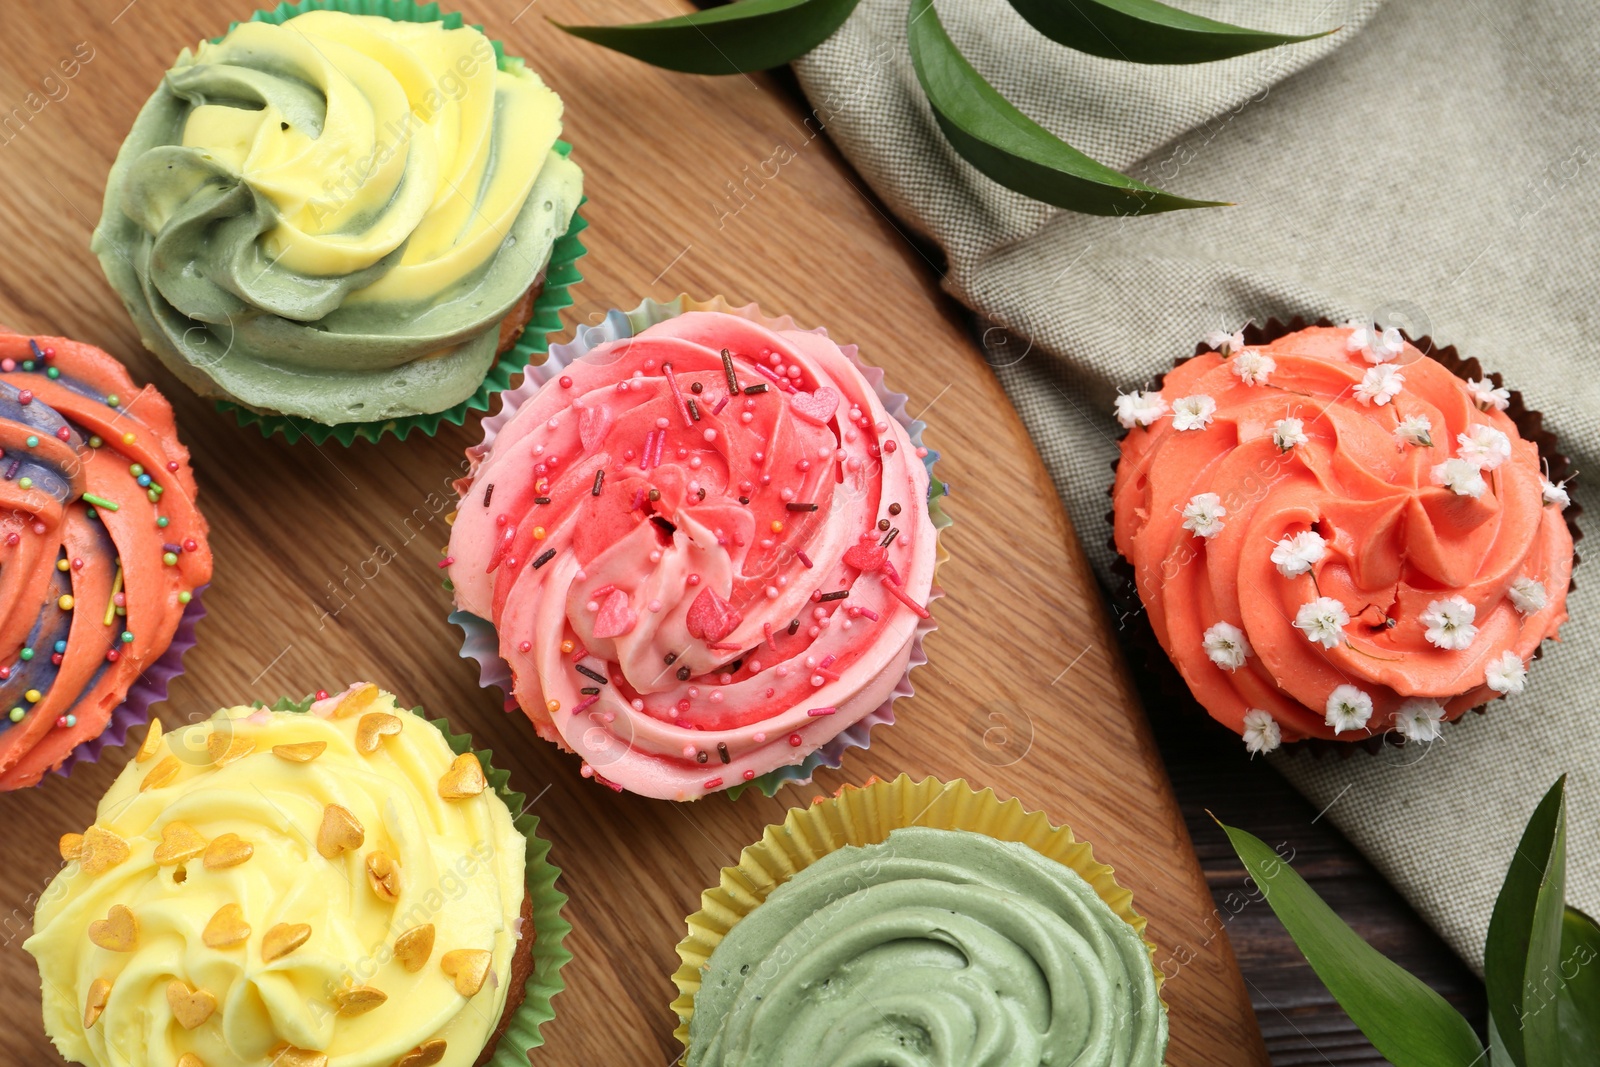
{"left": 365, "top": 851, "right": 401, "bottom": 903}
{"left": 316, "top": 804, "right": 364, "bottom": 859}
{"left": 788, "top": 385, "right": 840, "bottom": 424}
{"left": 87, "top": 905, "right": 138, "bottom": 952}
{"left": 141, "top": 756, "right": 180, "bottom": 792}
{"left": 591, "top": 588, "right": 638, "bottom": 640}
{"left": 268, "top": 1046, "right": 327, "bottom": 1067}
{"left": 394, "top": 924, "right": 435, "bottom": 972}
{"left": 153, "top": 822, "right": 207, "bottom": 866}
{"left": 135, "top": 718, "right": 163, "bottom": 763}
{"left": 202, "top": 904, "right": 250, "bottom": 949}
{"left": 272, "top": 741, "right": 326, "bottom": 763}
{"left": 203, "top": 833, "right": 254, "bottom": 870}
{"left": 437, "top": 754, "right": 486, "bottom": 800}
{"left": 686, "top": 587, "right": 742, "bottom": 644}
{"left": 59, "top": 833, "right": 84, "bottom": 862}
{"left": 166, "top": 980, "right": 216, "bottom": 1030}
{"left": 262, "top": 922, "right": 311, "bottom": 963}
{"left": 177, "top": 1054, "right": 205, "bottom": 1067}
{"left": 332, "top": 985, "right": 387, "bottom": 1017}
{"left": 78, "top": 827, "right": 130, "bottom": 875}
{"left": 842, "top": 536, "right": 887, "bottom": 573}
{"left": 579, "top": 403, "right": 615, "bottom": 452}
{"left": 396, "top": 1040, "right": 448, "bottom": 1067}
{"left": 83, "top": 978, "right": 111, "bottom": 1028}
{"left": 206, "top": 730, "right": 255, "bottom": 768}
{"left": 440, "top": 949, "right": 492, "bottom": 997}
{"left": 356, "top": 712, "right": 403, "bottom": 755}
{"left": 333, "top": 683, "right": 381, "bottom": 719}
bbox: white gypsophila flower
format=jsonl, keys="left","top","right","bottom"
{"left": 1395, "top": 414, "right": 1434, "bottom": 448}
{"left": 1541, "top": 477, "right": 1571, "bottom": 510}
{"left": 1205, "top": 329, "right": 1247, "bottom": 355}
{"left": 1456, "top": 425, "right": 1512, "bottom": 471}
{"left": 1203, "top": 621, "right": 1253, "bottom": 671}
{"left": 1325, "top": 684, "right": 1374, "bottom": 733}
{"left": 1420, "top": 596, "right": 1478, "bottom": 650}
{"left": 1182, "top": 493, "right": 1227, "bottom": 539}
{"left": 1294, "top": 596, "right": 1350, "bottom": 649}
{"left": 1272, "top": 417, "right": 1309, "bottom": 452}
{"left": 1346, "top": 322, "right": 1405, "bottom": 364}
{"left": 1485, "top": 650, "right": 1528, "bottom": 694}
{"left": 1394, "top": 698, "right": 1446, "bottom": 743}
{"left": 1509, "top": 577, "right": 1548, "bottom": 614}
{"left": 1465, "top": 378, "right": 1511, "bottom": 412}
{"left": 1241, "top": 709, "right": 1281, "bottom": 754}
{"left": 1114, "top": 390, "right": 1168, "bottom": 429}
{"left": 1354, "top": 364, "right": 1405, "bottom": 405}
{"left": 1232, "top": 349, "right": 1276, "bottom": 386}
{"left": 1271, "top": 530, "right": 1327, "bottom": 578}
{"left": 1432, "top": 458, "right": 1487, "bottom": 498}
{"left": 1171, "top": 394, "right": 1217, "bottom": 431}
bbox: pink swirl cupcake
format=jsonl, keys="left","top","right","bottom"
{"left": 446, "top": 297, "right": 948, "bottom": 800}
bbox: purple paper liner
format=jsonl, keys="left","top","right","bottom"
{"left": 449, "top": 296, "right": 951, "bottom": 798}
{"left": 53, "top": 584, "right": 208, "bottom": 777}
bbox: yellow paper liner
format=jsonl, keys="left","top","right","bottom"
{"left": 669, "top": 774, "right": 1162, "bottom": 1056}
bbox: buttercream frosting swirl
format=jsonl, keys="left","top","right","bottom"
{"left": 0, "top": 331, "right": 209, "bottom": 789}
{"left": 93, "top": 11, "right": 582, "bottom": 425}
{"left": 1113, "top": 326, "right": 1572, "bottom": 743}
{"left": 25, "top": 686, "right": 527, "bottom": 1067}
{"left": 686, "top": 826, "right": 1168, "bottom": 1067}
{"left": 448, "top": 310, "right": 938, "bottom": 800}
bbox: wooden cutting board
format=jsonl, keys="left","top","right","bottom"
{"left": 0, "top": 1, "right": 1268, "bottom": 1062}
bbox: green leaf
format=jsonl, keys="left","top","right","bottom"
{"left": 1558, "top": 907, "right": 1600, "bottom": 1061}
{"left": 906, "top": 0, "right": 1223, "bottom": 216}
{"left": 1219, "top": 820, "right": 1485, "bottom": 1067}
{"left": 1485, "top": 776, "right": 1568, "bottom": 1067}
{"left": 1006, "top": 0, "right": 1334, "bottom": 65}
{"left": 554, "top": 0, "right": 862, "bottom": 75}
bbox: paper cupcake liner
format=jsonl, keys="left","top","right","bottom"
{"left": 1107, "top": 316, "right": 1581, "bottom": 756}
{"left": 209, "top": 0, "right": 588, "bottom": 446}
{"left": 448, "top": 296, "right": 951, "bottom": 798}
{"left": 266, "top": 692, "right": 572, "bottom": 1061}
{"left": 51, "top": 584, "right": 209, "bottom": 779}
{"left": 669, "top": 774, "right": 1163, "bottom": 1057}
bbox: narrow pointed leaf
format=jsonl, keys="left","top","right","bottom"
{"left": 1485, "top": 776, "right": 1568, "bottom": 1067}
{"left": 555, "top": 0, "right": 862, "bottom": 75}
{"left": 1220, "top": 820, "right": 1484, "bottom": 1067}
{"left": 1558, "top": 907, "right": 1600, "bottom": 1061}
{"left": 907, "top": 0, "right": 1223, "bottom": 216}
{"left": 1007, "top": 0, "right": 1333, "bottom": 65}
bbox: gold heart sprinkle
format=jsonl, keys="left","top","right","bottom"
{"left": 393, "top": 924, "right": 435, "bottom": 973}
{"left": 202, "top": 904, "right": 251, "bottom": 949}
{"left": 262, "top": 922, "right": 311, "bottom": 963}
{"left": 153, "top": 821, "right": 207, "bottom": 865}
{"left": 206, "top": 731, "right": 255, "bottom": 768}
{"left": 79, "top": 827, "right": 131, "bottom": 875}
{"left": 83, "top": 977, "right": 111, "bottom": 1028}
{"left": 396, "top": 1040, "right": 447, "bottom": 1067}
{"left": 437, "top": 753, "right": 486, "bottom": 800}
{"left": 141, "top": 755, "right": 180, "bottom": 792}
{"left": 439, "top": 948, "right": 492, "bottom": 997}
{"left": 272, "top": 741, "right": 326, "bottom": 763}
{"left": 135, "top": 718, "right": 163, "bottom": 762}
{"left": 331, "top": 985, "right": 387, "bottom": 1017}
{"left": 177, "top": 1054, "right": 206, "bottom": 1067}
{"left": 203, "top": 833, "right": 254, "bottom": 870}
{"left": 269, "top": 1045, "right": 328, "bottom": 1067}
{"left": 365, "top": 851, "right": 401, "bottom": 903}
{"left": 355, "top": 712, "right": 403, "bottom": 755}
{"left": 316, "top": 804, "right": 364, "bottom": 859}
{"left": 59, "top": 833, "right": 84, "bottom": 862}
{"left": 166, "top": 980, "right": 217, "bottom": 1030}
{"left": 333, "top": 683, "right": 381, "bottom": 719}
{"left": 87, "top": 905, "right": 138, "bottom": 952}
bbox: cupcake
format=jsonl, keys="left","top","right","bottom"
{"left": 1111, "top": 321, "right": 1575, "bottom": 751}
{"left": 25, "top": 683, "right": 569, "bottom": 1067}
{"left": 0, "top": 330, "right": 209, "bottom": 790}
{"left": 672, "top": 775, "right": 1168, "bottom": 1065}
{"left": 92, "top": 6, "right": 585, "bottom": 443}
{"left": 446, "top": 297, "right": 948, "bottom": 801}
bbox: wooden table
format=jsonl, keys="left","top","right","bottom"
{"left": 0, "top": 0, "right": 1265, "bottom": 1062}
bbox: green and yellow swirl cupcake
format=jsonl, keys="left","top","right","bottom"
{"left": 93, "top": 5, "right": 585, "bottom": 444}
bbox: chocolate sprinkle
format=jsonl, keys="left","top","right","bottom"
{"left": 580, "top": 687, "right": 600, "bottom": 696}
{"left": 649, "top": 488, "right": 660, "bottom": 501}
{"left": 664, "top": 651, "right": 678, "bottom": 665}
{"left": 743, "top": 383, "right": 768, "bottom": 395}
{"left": 739, "top": 496, "right": 751, "bottom": 505}
{"left": 483, "top": 484, "right": 495, "bottom": 507}
{"left": 717, "top": 742, "right": 730, "bottom": 764}
{"left": 881, "top": 527, "right": 900, "bottom": 548}
{"left": 677, "top": 665, "right": 692, "bottom": 681}
{"left": 888, "top": 502, "right": 902, "bottom": 516}
{"left": 785, "top": 502, "right": 818, "bottom": 512}
{"left": 817, "top": 590, "right": 848, "bottom": 602}
{"left": 688, "top": 398, "right": 701, "bottom": 421}
{"left": 690, "top": 381, "right": 704, "bottom": 394}
{"left": 532, "top": 548, "right": 556, "bottom": 569}
{"left": 535, "top": 496, "right": 552, "bottom": 506}
{"left": 591, "top": 470, "right": 605, "bottom": 496}
{"left": 877, "top": 518, "right": 890, "bottom": 531}
{"left": 788, "top": 619, "right": 800, "bottom": 635}
{"left": 575, "top": 664, "right": 608, "bottom": 685}
{"left": 721, "top": 348, "right": 739, "bottom": 394}
{"left": 696, "top": 750, "right": 709, "bottom": 764}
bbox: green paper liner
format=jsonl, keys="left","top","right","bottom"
{"left": 265, "top": 693, "right": 572, "bottom": 1062}
{"left": 209, "top": 0, "right": 588, "bottom": 446}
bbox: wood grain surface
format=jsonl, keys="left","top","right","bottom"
{"left": 0, "top": 1, "right": 1265, "bottom": 1063}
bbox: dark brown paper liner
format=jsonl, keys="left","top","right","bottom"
{"left": 1105, "top": 317, "right": 1581, "bottom": 756}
